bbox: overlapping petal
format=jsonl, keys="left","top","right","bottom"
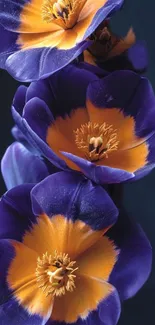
{"left": 109, "top": 209, "right": 152, "bottom": 300}
{"left": 1, "top": 142, "right": 50, "bottom": 189}
{"left": 0, "top": 0, "right": 124, "bottom": 81}
{"left": 12, "top": 66, "right": 155, "bottom": 184}
{"left": 0, "top": 172, "right": 152, "bottom": 324}
{"left": 0, "top": 172, "right": 120, "bottom": 324}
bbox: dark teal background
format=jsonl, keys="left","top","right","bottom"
{"left": 0, "top": 0, "right": 154, "bottom": 324}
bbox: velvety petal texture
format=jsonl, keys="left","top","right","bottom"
{"left": 0, "top": 172, "right": 120, "bottom": 325}
{"left": 1, "top": 142, "right": 50, "bottom": 189}
{"left": 109, "top": 209, "right": 152, "bottom": 300}
{"left": 0, "top": 172, "right": 152, "bottom": 325}
{"left": 12, "top": 65, "right": 155, "bottom": 185}
{"left": 0, "top": 0, "right": 124, "bottom": 81}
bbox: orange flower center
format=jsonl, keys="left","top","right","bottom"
{"left": 42, "top": 0, "right": 86, "bottom": 29}
{"left": 74, "top": 121, "right": 119, "bottom": 162}
{"left": 36, "top": 251, "right": 78, "bottom": 297}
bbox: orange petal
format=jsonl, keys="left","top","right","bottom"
{"left": 23, "top": 214, "right": 107, "bottom": 260}
{"left": 97, "top": 142, "right": 148, "bottom": 172}
{"left": 74, "top": 13, "right": 94, "bottom": 43}
{"left": 79, "top": 0, "right": 107, "bottom": 20}
{"left": 73, "top": 0, "right": 108, "bottom": 43}
{"left": 58, "top": 219, "right": 109, "bottom": 259}
{"left": 107, "top": 28, "right": 136, "bottom": 59}
{"left": 23, "top": 214, "right": 68, "bottom": 255}
{"left": 7, "top": 240, "right": 53, "bottom": 318}
{"left": 18, "top": 29, "right": 65, "bottom": 50}
{"left": 87, "top": 101, "right": 142, "bottom": 148}
{"left": 52, "top": 275, "right": 113, "bottom": 323}
{"left": 77, "top": 236, "right": 118, "bottom": 281}
{"left": 83, "top": 50, "right": 97, "bottom": 66}
{"left": 18, "top": 0, "right": 59, "bottom": 33}
{"left": 57, "top": 29, "right": 78, "bottom": 50}
{"left": 47, "top": 108, "right": 89, "bottom": 170}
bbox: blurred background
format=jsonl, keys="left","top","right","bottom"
{"left": 0, "top": 0, "right": 154, "bottom": 324}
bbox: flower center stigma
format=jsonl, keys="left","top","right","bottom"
{"left": 74, "top": 122, "right": 119, "bottom": 162}
{"left": 42, "top": 0, "right": 86, "bottom": 29}
{"left": 36, "top": 251, "right": 78, "bottom": 297}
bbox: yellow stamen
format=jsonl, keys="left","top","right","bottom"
{"left": 74, "top": 121, "right": 119, "bottom": 162}
{"left": 42, "top": 0, "right": 86, "bottom": 29}
{"left": 36, "top": 251, "right": 78, "bottom": 297}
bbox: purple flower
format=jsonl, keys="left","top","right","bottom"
{"left": 0, "top": 172, "right": 151, "bottom": 324}
{"left": 12, "top": 64, "right": 155, "bottom": 184}
{"left": 0, "top": 0, "right": 123, "bottom": 81}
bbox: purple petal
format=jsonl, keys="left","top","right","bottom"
{"left": 0, "top": 239, "right": 15, "bottom": 305}
{"left": 11, "top": 125, "right": 40, "bottom": 154}
{"left": 109, "top": 210, "right": 152, "bottom": 300}
{"left": 23, "top": 119, "right": 68, "bottom": 170}
{"left": 1, "top": 142, "right": 49, "bottom": 189}
{"left": 61, "top": 152, "right": 134, "bottom": 184}
{"left": 128, "top": 41, "right": 148, "bottom": 71}
{"left": 83, "top": 0, "right": 124, "bottom": 40}
{"left": 0, "top": 184, "right": 37, "bottom": 241}
{"left": 27, "top": 64, "right": 98, "bottom": 117}
{"left": 87, "top": 71, "right": 155, "bottom": 138}
{"left": 0, "top": 23, "right": 18, "bottom": 68}
{"left": 0, "top": 298, "right": 45, "bottom": 325}
{"left": 23, "top": 97, "right": 53, "bottom": 141}
{"left": 31, "top": 172, "right": 118, "bottom": 230}
{"left": 99, "top": 289, "right": 121, "bottom": 325}
{"left": 0, "top": 0, "right": 28, "bottom": 31}
{"left": 75, "top": 62, "right": 108, "bottom": 78}
{"left": 12, "top": 85, "right": 27, "bottom": 114}
{"left": 5, "top": 42, "right": 90, "bottom": 82}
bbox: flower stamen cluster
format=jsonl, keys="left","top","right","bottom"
{"left": 74, "top": 121, "right": 119, "bottom": 162}
{"left": 36, "top": 251, "right": 78, "bottom": 297}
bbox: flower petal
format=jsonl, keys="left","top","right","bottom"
{"left": 5, "top": 41, "right": 90, "bottom": 82}
{"left": 127, "top": 40, "right": 148, "bottom": 71}
{"left": 0, "top": 23, "right": 18, "bottom": 68}
{"left": 98, "top": 289, "right": 121, "bottom": 325}
{"left": 31, "top": 172, "right": 118, "bottom": 230}
{"left": 52, "top": 276, "right": 114, "bottom": 323}
{"left": 1, "top": 142, "right": 49, "bottom": 189}
{"left": 7, "top": 240, "right": 53, "bottom": 321}
{"left": 109, "top": 210, "right": 152, "bottom": 300}
{"left": 0, "top": 184, "right": 37, "bottom": 241}
{"left": 87, "top": 71, "right": 155, "bottom": 137}
{"left": 77, "top": 235, "right": 118, "bottom": 281}
{"left": 82, "top": 0, "right": 124, "bottom": 40}
{"left": 0, "top": 239, "right": 15, "bottom": 305}
{"left": 0, "top": 0, "right": 28, "bottom": 31}
{"left": 24, "top": 64, "right": 98, "bottom": 116}
{"left": 0, "top": 299, "right": 44, "bottom": 325}
{"left": 12, "top": 85, "right": 27, "bottom": 114}
{"left": 61, "top": 152, "right": 134, "bottom": 184}
{"left": 48, "top": 289, "right": 120, "bottom": 325}
{"left": 0, "top": 239, "right": 46, "bottom": 324}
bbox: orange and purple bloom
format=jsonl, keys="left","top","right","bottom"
{"left": 0, "top": 0, "right": 123, "bottom": 81}
{"left": 0, "top": 172, "right": 152, "bottom": 324}
{"left": 12, "top": 64, "right": 155, "bottom": 184}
